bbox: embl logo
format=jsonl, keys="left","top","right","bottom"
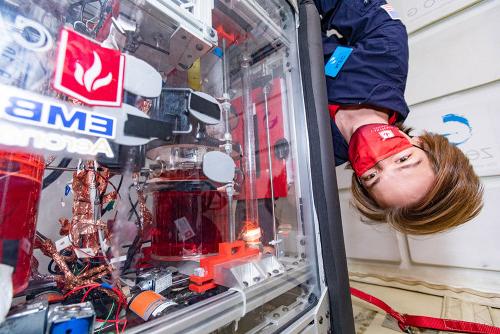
{"left": 441, "top": 113, "right": 472, "bottom": 146}
{"left": 0, "top": 85, "right": 116, "bottom": 157}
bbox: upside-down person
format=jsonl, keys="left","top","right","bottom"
{"left": 313, "top": 0, "right": 483, "bottom": 234}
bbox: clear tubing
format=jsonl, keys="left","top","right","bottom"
{"left": 241, "top": 53, "right": 259, "bottom": 224}
{"left": 222, "top": 39, "right": 235, "bottom": 241}
{"left": 223, "top": 39, "right": 231, "bottom": 137}
{"left": 222, "top": 39, "right": 229, "bottom": 100}
{"left": 227, "top": 188, "right": 235, "bottom": 242}
{"left": 263, "top": 84, "right": 277, "bottom": 242}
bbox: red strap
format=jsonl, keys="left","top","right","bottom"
{"left": 351, "top": 287, "right": 500, "bottom": 334}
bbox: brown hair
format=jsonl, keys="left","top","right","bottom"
{"left": 350, "top": 130, "right": 484, "bottom": 235}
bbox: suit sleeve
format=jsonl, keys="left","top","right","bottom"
{"left": 313, "top": 0, "right": 341, "bottom": 16}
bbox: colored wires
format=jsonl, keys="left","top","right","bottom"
{"left": 64, "top": 283, "right": 128, "bottom": 334}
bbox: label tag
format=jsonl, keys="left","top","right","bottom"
{"left": 174, "top": 217, "right": 195, "bottom": 241}
{"left": 55, "top": 236, "right": 72, "bottom": 252}
{"left": 110, "top": 255, "right": 127, "bottom": 264}
{"left": 325, "top": 46, "right": 353, "bottom": 78}
{"left": 75, "top": 248, "right": 96, "bottom": 258}
{"left": 53, "top": 28, "right": 125, "bottom": 107}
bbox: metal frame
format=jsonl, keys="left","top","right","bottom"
{"left": 126, "top": 261, "right": 312, "bottom": 334}
{"left": 217, "top": 0, "right": 291, "bottom": 48}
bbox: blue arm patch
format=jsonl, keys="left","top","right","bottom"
{"left": 325, "top": 46, "right": 353, "bottom": 78}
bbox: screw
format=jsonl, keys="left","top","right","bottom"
{"left": 273, "top": 313, "right": 280, "bottom": 318}
{"left": 273, "top": 269, "right": 279, "bottom": 274}
{"left": 196, "top": 44, "right": 204, "bottom": 51}
{"left": 282, "top": 307, "right": 289, "bottom": 312}
{"left": 253, "top": 276, "right": 260, "bottom": 282}
{"left": 300, "top": 239, "right": 306, "bottom": 246}
{"left": 242, "top": 281, "right": 248, "bottom": 287}
{"left": 318, "top": 316, "right": 324, "bottom": 324}
{"left": 209, "top": 29, "right": 215, "bottom": 37}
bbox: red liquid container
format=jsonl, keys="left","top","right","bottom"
{"left": 0, "top": 151, "right": 44, "bottom": 294}
{"left": 150, "top": 171, "right": 229, "bottom": 261}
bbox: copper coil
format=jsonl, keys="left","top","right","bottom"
{"left": 102, "top": 191, "right": 118, "bottom": 207}
{"left": 78, "top": 265, "right": 108, "bottom": 280}
{"left": 137, "top": 187, "right": 152, "bottom": 232}
{"left": 69, "top": 162, "right": 111, "bottom": 253}
{"left": 30, "top": 256, "right": 54, "bottom": 281}
{"left": 58, "top": 218, "right": 71, "bottom": 236}
{"left": 36, "top": 237, "right": 116, "bottom": 299}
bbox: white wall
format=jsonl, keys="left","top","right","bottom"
{"left": 339, "top": 0, "right": 500, "bottom": 294}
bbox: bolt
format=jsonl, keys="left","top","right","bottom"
{"left": 209, "top": 29, "right": 215, "bottom": 37}
{"left": 318, "top": 316, "right": 323, "bottom": 324}
{"left": 196, "top": 44, "right": 204, "bottom": 51}
{"left": 326, "top": 311, "right": 330, "bottom": 319}
{"left": 273, "top": 313, "right": 280, "bottom": 318}
{"left": 300, "top": 239, "right": 306, "bottom": 246}
{"left": 253, "top": 276, "right": 260, "bottom": 282}
{"left": 242, "top": 281, "right": 249, "bottom": 287}
{"left": 282, "top": 307, "right": 289, "bottom": 312}
{"left": 292, "top": 261, "right": 298, "bottom": 265}
{"left": 273, "top": 269, "right": 279, "bottom": 274}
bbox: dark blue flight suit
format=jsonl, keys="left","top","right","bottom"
{"left": 313, "top": 0, "right": 410, "bottom": 165}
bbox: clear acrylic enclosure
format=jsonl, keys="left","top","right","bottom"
{"left": 0, "top": 0, "right": 325, "bottom": 333}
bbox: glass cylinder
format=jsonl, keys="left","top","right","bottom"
{"left": 0, "top": 150, "right": 44, "bottom": 294}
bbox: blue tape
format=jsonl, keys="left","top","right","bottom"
{"left": 50, "top": 318, "right": 91, "bottom": 334}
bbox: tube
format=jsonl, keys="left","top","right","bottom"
{"left": 263, "top": 84, "right": 277, "bottom": 242}
{"left": 240, "top": 53, "right": 260, "bottom": 235}
{"left": 222, "top": 39, "right": 236, "bottom": 242}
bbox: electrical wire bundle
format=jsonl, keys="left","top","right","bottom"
{"left": 34, "top": 160, "right": 132, "bottom": 333}
{"left": 64, "top": 282, "right": 128, "bottom": 333}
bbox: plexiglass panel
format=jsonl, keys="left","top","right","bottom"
{"left": 0, "top": 1, "right": 322, "bottom": 333}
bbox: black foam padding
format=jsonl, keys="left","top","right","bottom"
{"left": 190, "top": 93, "right": 221, "bottom": 121}
{"left": 124, "top": 115, "right": 174, "bottom": 140}
{"left": 298, "top": 1, "right": 355, "bottom": 333}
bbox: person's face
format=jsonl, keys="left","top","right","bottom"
{"left": 359, "top": 137, "right": 436, "bottom": 208}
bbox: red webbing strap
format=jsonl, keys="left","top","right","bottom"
{"left": 351, "top": 287, "right": 500, "bottom": 334}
